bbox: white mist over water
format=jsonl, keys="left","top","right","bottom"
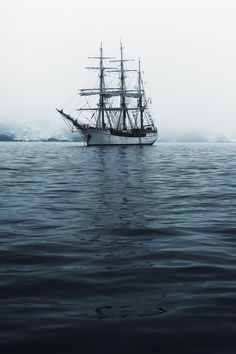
{"left": 0, "top": 118, "right": 70, "bottom": 141}
{"left": 1, "top": 0, "right": 236, "bottom": 140}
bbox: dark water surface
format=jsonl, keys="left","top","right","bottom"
{"left": 0, "top": 142, "right": 236, "bottom": 354}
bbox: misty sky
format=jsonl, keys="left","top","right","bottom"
{"left": 1, "top": 0, "right": 236, "bottom": 138}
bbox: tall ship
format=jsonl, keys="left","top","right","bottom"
{"left": 57, "top": 43, "right": 158, "bottom": 146}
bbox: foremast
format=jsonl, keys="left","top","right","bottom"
{"left": 84, "top": 42, "right": 114, "bottom": 129}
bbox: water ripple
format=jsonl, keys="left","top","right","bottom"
{"left": 0, "top": 142, "right": 236, "bottom": 354}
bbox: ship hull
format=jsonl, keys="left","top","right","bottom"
{"left": 80, "top": 128, "right": 157, "bottom": 146}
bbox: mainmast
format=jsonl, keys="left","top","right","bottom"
{"left": 120, "top": 43, "right": 127, "bottom": 129}
{"left": 110, "top": 42, "right": 135, "bottom": 130}
{"left": 99, "top": 43, "right": 105, "bottom": 129}
{"left": 138, "top": 59, "right": 144, "bottom": 130}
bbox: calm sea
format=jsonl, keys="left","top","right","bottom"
{"left": 0, "top": 142, "right": 236, "bottom": 354}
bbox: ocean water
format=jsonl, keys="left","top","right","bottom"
{"left": 0, "top": 142, "right": 236, "bottom": 354}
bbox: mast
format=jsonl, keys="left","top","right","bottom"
{"left": 138, "top": 59, "right": 144, "bottom": 130}
{"left": 110, "top": 43, "right": 138, "bottom": 130}
{"left": 82, "top": 44, "right": 114, "bottom": 129}
{"left": 120, "top": 42, "right": 126, "bottom": 129}
{"left": 99, "top": 43, "right": 105, "bottom": 129}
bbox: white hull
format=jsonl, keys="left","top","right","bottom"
{"left": 79, "top": 129, "right": 157, "bottom": 146}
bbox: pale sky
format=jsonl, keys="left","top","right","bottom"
{"left": 1, "top": 0, "right": 236, "bottom": 138}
